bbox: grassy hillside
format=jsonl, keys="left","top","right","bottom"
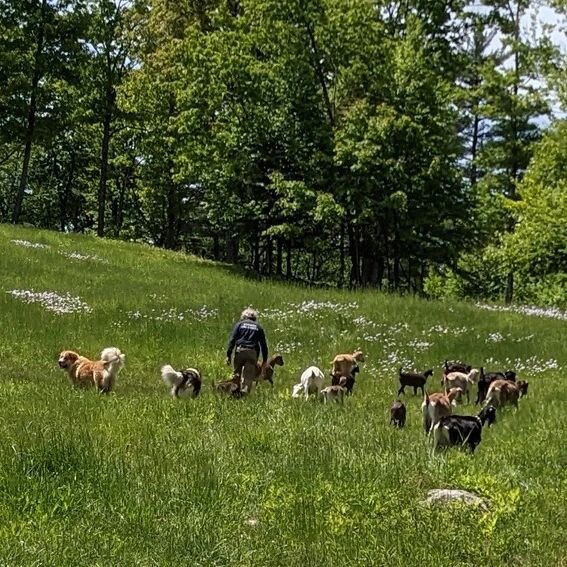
{"left": 0, "top": 224, "right": 566, "bottom": 566}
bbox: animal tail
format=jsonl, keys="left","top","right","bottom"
{"left": 161, "top": 364, "right": 183, "bottom": 388}
{"left": 100, "top": 347, "right": 126, "bottom": 368}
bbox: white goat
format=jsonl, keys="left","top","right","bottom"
{"left": 292, "top": 366, "right": 325, "bottom": 400}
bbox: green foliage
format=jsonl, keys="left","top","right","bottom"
{"left": 425, "top": 120, "right": 567, "bottom": 307}
{"left": 0, "top": 0, "right": 564, "bottom": 301}
{"left": 501, "top": 121, "right": 567, "bottom": 303}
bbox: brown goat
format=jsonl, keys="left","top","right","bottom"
{"left": 331, "top": 350, "right": 365, "bottom": 378}
{"left": 331, "top": 365, "right": 359, "bottom": 395}
{"left": 213, "top": 375, "right": 249, "bottom": 399}
{"left": 422, "top": 388, "right": 463, "bottom": 433}
{"left": 254, "top": 353, "right": 284, "bottom": 386}
{"left": 390, "top": 400, "right": 406, "bottom": 428}
{"left": 485, "top": 379, "right": 526, "bottom": 409}
{"left": 398, "top": 368, "right": 434, "bottom": 397}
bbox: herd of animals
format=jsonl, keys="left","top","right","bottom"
{"left": 56, "top": 347, "right": 529, "bottom": 454}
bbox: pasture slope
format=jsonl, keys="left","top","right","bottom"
{"left": 0, "top": 224, "right": 566, "bottom": 567}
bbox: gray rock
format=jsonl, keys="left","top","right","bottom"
{"left": 425, "top": 489, "right": 489, "bottom": 511}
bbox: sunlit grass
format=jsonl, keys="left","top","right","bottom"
{"left": 0, "top": 224, "right": 566, "bottom": 566}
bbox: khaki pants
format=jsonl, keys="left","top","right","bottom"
{"left": 233, "top": 348, "right": 258, "bottom": 390}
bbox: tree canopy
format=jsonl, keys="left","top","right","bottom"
{"left": 0, "top": 0, "right": 565, "bottom": 303}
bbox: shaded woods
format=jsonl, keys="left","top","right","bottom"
{"left": 1, "top": 0, "right": 566, "bottom": 301}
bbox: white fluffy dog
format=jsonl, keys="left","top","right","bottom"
{"left": 292, "top": 366, "right": 325, "bottom": 400}
{"left": 160, "top": 365, "right": 202, "bottom": 398}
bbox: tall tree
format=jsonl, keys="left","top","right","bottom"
{"left": 0, "top": 0, "right": 86, "bottom": 224}
{"left": 84, "top": 0, "right": 135, "bottom": 237}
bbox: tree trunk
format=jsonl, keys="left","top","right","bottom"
{"left": 470, "top": 112, "right": 480, "bottom": 187}
{"left": 97, "top": 80, "right": 116, "bottom": 237}
{"left": 376, "top": 256, "right": 385, "bottom": 289}
{"left": 338, "top": 222, "right": 345, "bottom": 288}
{"left": 286, "top": 240, "right": 292, "bottom": 279}
{"left": 504, "top": 271, "right": 514, "bottom": 304}
{"left": 393, "top": 216, "right": 400, "bottom": 290}
{"left": 253, "top": 233, "right": 260, "bottom": 272}
{"left": 227, "top": 234, "right": 239, "bottom": 263}
{"left": 393, "top": 256, "right": 400, "bottom": 290}
{"left": 348, "top": 222, "right": 361, "bottom": 287}
{"left": 276, "top": 239, "right": 283, "bottom": 276}
{"left": 509, "top": 1, "right": 521, "bottom": 199}
{"left": 304, "top": 20, "right": 333, "bottom": 127}
{"left": 113, "top": 171, "right": 127, "bottom": 237}
{"left": 162, "top": 96, "right": 180, "bottom": 250}
{"left": 213, "top": 234, "right": 220, "bottom": 260}
{"left": 13, "top": 0, "right": 47, "bottom": 224}
{"left": 163, "top": 176, "right": 179, "bottom": 249}
{"left": 266, "top": 236, "right": 272, "bottom": 275}
{"left": 59, "top": 151, "right": 76, "bottom": 232}
{"left": 310, "top": 252, "right": 317, "bottom": 283}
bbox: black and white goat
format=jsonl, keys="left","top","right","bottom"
{"left": 432, "top": 405, "right": 496, "bottom": 454}
{"left": 161, "top": 365, "right": 202, "bottom": 398}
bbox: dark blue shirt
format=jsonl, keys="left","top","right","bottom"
{"left": 226, "top": 319, "right": 268, "bottom": 360}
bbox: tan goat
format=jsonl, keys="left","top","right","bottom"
{"left": 443, "top": 368, "right": 481, "bottom": 404}
{"left": 421, "top": 388, "right": 463, "bottom": 434}
{"left": 331, "top": 350, "right": 365, "bottom": 378}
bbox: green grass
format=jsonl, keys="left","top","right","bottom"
{"left": 1, "top": 224, "right": 566, "bottom": 566}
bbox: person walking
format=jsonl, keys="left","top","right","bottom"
{"left": 226, "top": 308, "right": 268, "bottom": 391}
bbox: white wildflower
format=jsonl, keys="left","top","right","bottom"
{"left": 60, "top": 251, "right": 106, "bottom": 263}
{"left": 486, "top": 332, "right": 505, "bottom": 343}
{"left": 11, "top": 239, "right": 49, "bottom": 249}
{"left": 122, "top": 305, "right": 218, "bottom": 324}
{"left": 7, "top": 289, "right": 92, "bottom": 314}
{"left": 476, "top": 302, "right": 567, "bottom": 322}
{"left": 407, "top": 339, "right": 433, "bottom": 352}
{"left": 261, "top": 300, "right": 358, "bottom": 321}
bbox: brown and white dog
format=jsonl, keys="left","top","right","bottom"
{"left": 58, "top": 347, "right": 126, "bottom": 393}
{"left": 161, "top": 365, "right": 202, "bottom": 398}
